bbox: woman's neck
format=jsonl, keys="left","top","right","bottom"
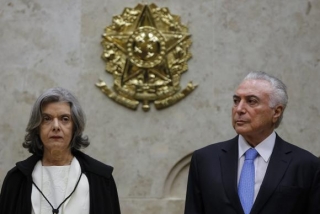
{"left": 42, "top": 149, "right": 73, "bottom": 166}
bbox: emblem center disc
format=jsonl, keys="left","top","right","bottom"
{"left": 127, "top": 26, "right": 166, "bottom": 68}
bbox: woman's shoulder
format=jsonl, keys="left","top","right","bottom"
{"left": 1, "top": 165, "right": 28, "bottom": 192}
{"left": 74, "top": 150, "right": 114, "bottom": 178}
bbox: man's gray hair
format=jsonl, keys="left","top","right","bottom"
{"left": 23, "top": 87, "right": 90, "bottom": 156}
{"left": 243, "top": 71, "right": 288, "bottom": 128}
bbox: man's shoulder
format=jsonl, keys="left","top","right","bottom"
{"left": 194, "top": 136, "right": 238, "bottom": 156}
{"left": 276, "top": 136, "right": 320, "bottom": 165}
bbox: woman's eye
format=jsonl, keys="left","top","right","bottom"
{"left": 62, "top": 116, "right": 70, "bottom": 122}
{"left": 43, "top": 116, "right": 51, "bottom": 122}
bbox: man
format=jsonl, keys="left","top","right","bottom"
{"left": 184, "top": 71, "right": 320, "bottom": 214}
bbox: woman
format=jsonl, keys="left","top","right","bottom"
{"left": 0, "top": 87, "right": 121, "bottom": 214}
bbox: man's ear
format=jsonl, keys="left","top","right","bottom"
{"left": 273, "top": 105, "right": 284, "bottom": 123}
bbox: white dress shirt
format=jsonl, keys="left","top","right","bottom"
{"left": 237, "top": 132, "right": 276, "bottom": 201}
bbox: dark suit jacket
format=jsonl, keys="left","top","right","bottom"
{"left": 185, "top": 134, "right": 320, "bottom": 214}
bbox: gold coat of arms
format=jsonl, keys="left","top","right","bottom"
{"left": 96, "top": 3, "right": 197, "bottom": 111}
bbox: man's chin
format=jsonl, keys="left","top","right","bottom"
{"left": 234, "top": 127, "right": 249, "bottom": 135}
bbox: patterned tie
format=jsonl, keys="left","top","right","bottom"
{"left": 238, "top": 148, "right": 258, "bottom": 214}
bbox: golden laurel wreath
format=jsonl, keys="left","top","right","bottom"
{"left": 96, "top": 3, "right": 197, "bottom": 111}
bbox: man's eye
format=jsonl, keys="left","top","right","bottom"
{"left": 233, "top": 99, "right": 239, "bottom": 105}
{"left": 248, "top": 99, "right": 257, "bottom": 105}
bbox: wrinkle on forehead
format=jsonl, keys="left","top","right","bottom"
{"left": 235, "top": 79, "right": 272, "bottom": 98}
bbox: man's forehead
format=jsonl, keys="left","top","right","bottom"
{"left": 235, "top": 79, "right": 272, "bottom": 96}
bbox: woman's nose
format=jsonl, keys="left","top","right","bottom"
{"left": 52, "top": 118, "right": 60, "bottom": 131}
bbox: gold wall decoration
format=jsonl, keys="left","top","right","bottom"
{"left": 96, "top": 3, "right": 197, "bottom": 111}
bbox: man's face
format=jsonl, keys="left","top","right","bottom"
{"left": 232, "top": 79, "right": 281, "bottom": 144}
{"left": 40, "top": 102, "right": 73, "bottom": 155}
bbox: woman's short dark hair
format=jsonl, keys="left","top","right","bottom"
{"left": 23, "top": 87, "right": 90, "bottom": 156}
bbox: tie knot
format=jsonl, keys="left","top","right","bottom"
{"left": 245, "top": 148, "right": 258, "bottom": 160}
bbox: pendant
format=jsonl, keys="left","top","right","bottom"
{"left": 53, "top": 209, "right": 59, "bottom": 214}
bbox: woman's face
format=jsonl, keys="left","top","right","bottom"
{"left": 40, "top": 102, "right": 73, "bottom": 155}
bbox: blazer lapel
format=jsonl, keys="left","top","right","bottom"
{"left": 250, "top": 135, "right": 292, "bottom": 214}
{"left": 220, "top": 137, "right": 244, "bottom": 214}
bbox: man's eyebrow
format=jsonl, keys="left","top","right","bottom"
{"left": 232, "top": 95, "right": 260, "bottom": 100}
{"left": 246, "top": 95, "right": 260, "bottom": 99}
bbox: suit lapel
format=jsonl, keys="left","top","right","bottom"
{"left": 250, "top": 135, "right": 292, "bottom": 214}
{"left": 220, "top": 136, "right": 244, "bottom": 214}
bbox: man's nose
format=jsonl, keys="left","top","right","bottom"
{"left": 235, "top": 100, "right": 246, "bottom": 114}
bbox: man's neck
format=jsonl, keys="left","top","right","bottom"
{"left": 242, "top": 130, "right": 275, "bottom": 147}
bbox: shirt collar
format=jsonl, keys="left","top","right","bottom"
{"left": 238, "top": 131, "right": 276, "bottom": 162}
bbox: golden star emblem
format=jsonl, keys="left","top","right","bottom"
{"left": 96, "top": 3, "right": 197, "bottom": 111}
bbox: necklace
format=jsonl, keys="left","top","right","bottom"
{"left": 32, "top": 172, "right": 83, "bottom": 214}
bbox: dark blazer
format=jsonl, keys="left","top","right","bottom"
{"left": 185, "top": 134, "right": 320, "bottom": 214}
{"left": 0, "top": 150, "right": 121, "bottom": 214}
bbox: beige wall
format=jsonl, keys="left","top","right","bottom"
{"left": 0, "top": 0, "right": 320, "bottom": 213}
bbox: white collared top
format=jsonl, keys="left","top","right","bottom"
{"left": 31, "top": 157, "right": 90, "bottom": 214}
{"left": 237, "top": 131, "right": 276, "bottom": 201}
